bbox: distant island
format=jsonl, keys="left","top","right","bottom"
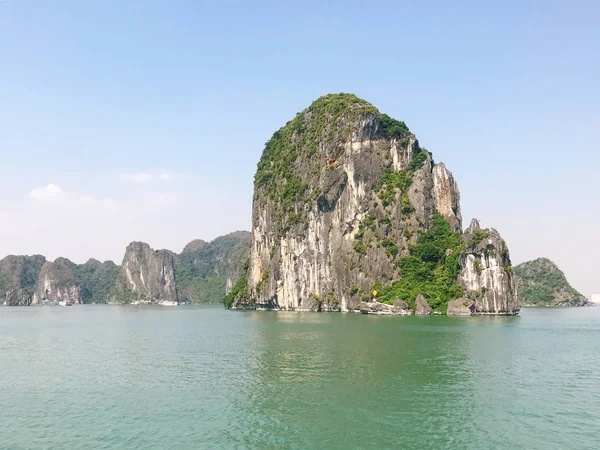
{"left": 514, "top": 258, "right": 591, "bottom": 307}
{"left": 0, "top": 231, "right": 250, "bottom": 306}
{"left": 226, "top": 93, "right": 519, "bottom": 315}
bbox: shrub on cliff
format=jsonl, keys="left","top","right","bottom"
{"left": 377, "top": 213, "right": 464, "bottom": 313}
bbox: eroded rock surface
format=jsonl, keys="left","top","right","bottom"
{"left": 113, "top": 242, "right": 178, "bottom": 303}
{"left": 32, "top": 260, "right": 82, "bottom": 304}
{"left": 232, "top": 93, "right": 518, "bottom": 315}
{"left": 414, "top": 294, "right": 432, "bottom": 315}
{"left": 458, "top": 219, "right": 519, "bottom": 315}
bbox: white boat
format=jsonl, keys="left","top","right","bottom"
{"left": 158, "top": 300, "right": 178, "bottom": 306}
{"left": 131, "top": 300, "right": 141, "bottom": 305}
{"left": 58, "top": 301, "right": 73, "bottom": 307}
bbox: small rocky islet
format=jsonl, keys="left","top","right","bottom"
{"left": 1, "top": 94, "right": 588, "bottom": 314}
{"left": 514, "top": 257, "right": 590, "bottom": 307}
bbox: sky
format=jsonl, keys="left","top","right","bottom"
{"left": 0, "top": 0, "right": 598, "bottom": 295}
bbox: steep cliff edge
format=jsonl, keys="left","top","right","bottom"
{"left": 456, "top": 219, "right": 519, "bottom": 315}
{"left": 514, "top": 258, "right": 589, "bottom": 306}
{"left": 232, "top": 93, "right": 518, "bottom": 315}
{"left": 32, "top": 259, "right": 82, "bottom": 304}
{"left": 112, "top": 242, "right": 178, "bottom": 303}
{"left": 0, "top": 255, "right": 46, "bottom": 305}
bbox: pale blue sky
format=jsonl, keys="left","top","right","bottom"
{"left": 1, "top": 1, "right": 598, "bottom": 294}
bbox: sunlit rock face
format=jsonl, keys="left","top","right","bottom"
{"left": 457, "top": 219, "right": 519, "bottom": 315}
{"left": 32, "top": 260, "right": 82, "bottom": 304}
{"left": 112, "top": 242, "right": 178, "bottom": 303}
{"left": 233, "top": 93, "right": 517, "bottom": 315}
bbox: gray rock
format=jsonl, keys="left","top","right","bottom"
{"left": 32, "top": 260, "right": 82, "bottom": 304}
{"left": 457, "top": 219, "right": 520, "bottom": 315}
{"left": 0, "top": 255, "right": 46, "bottom": 305}
{"left": 4, "top": 288, "right": 32, "bottom": 306}
{"left": 432, "top": 163, "right": 462, "bottom": 232}
{"left": 447, "top": 299, "right": 475, "bottom": 316}
{"left": 112, "top": 242, "right": 178, "bottom": 303}
{"left": 414, "top": 294, "right": 432, "bottom": 315}
{"left": 243, "top": 94, "right": 468, "bottom": 312}
{"left": 357, "top": 300, "right": 411, "bottom": 315}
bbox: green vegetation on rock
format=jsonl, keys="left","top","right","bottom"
{"left": 223, "top": 259, "right": 250, "bottom": 308}
{"left": 72, "top": 259, "right": 120, "bottom": 303}
{"left": 468, "top": 229, "right": 490, "bottom": 247}
{"left": 376, "top": 150, "right": 428, "bottom": 210}
{"left": 377, "top": 213, "right": 465, "bottom": 313}
{"left": 254, "top": 93, "right": 413, "bottom": 235}
{"left": 0, "top": 255, "right": 46, "bottom": 295}
{"left": 177, "top": 231, "right": 251, "bottom": 304}
{"left": 514, "top": 258, "right": 588, "bottom": 306}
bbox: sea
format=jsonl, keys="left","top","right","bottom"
{"left": 1, "top": 305, "right": 599, "bottom": 449}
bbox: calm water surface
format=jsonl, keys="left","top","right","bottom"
{"left": 1, "top": 305, "right": 599, "bottom": 449}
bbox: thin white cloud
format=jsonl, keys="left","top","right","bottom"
{"left": 28, "top": 184, "right": 118, "bottom": 210}
{"left": 28, "top": 184, "right": 64, "bottom": 202}
{"left": 120, "top": 172, "right": 177, "bottom": 183}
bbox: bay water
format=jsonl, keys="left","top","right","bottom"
{"left": 1, "top": 305, "right": 599, "bottom": 449}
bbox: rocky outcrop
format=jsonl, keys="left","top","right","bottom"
{"left": 32, "top": 260, "right": 82, "bottom": 304}
{"left": 4, "top": 288, "right": 33, "bottom": 306}
{"left": 113, "top": 242, "right": 178, "bottom": 303}
{"left": 432, "top": 163, "right": 461, "bottom": 232}
{"left": 359, "top": 299, "right": 411, "bottom": 315}
{"left": 514, "top": 258, "right": 589, "bottom": 307}
{"left": 457, "top": 219, "right": 519, "bottom": 315}
{"left": 234, "top": 93, "right": 518, "bottom": 315}
{"left": 0, "top": 255, "right": 46, "bottom": 304}
{"left": 177, "top": 231, "right": 251, "bottom": 303}
{"left": 447, "top": 299, "right": 475, "bottom": 316}
{"left": 414, "top": 294, "right": 432, "bottom": 315}
{"left": 224, "top": 233, "right": 253, "bottom": 295}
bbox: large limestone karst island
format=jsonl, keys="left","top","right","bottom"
{"left": 228, "top": 93, "right": 519, "bottom": 315}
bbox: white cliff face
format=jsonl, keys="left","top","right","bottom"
{"left": 432, "top": 163, "right": 462, "bottom": 231}
{"left": 457, "top": 219, "right": 519, "bottom": 315}
{"left": 32, "top": 261, "right": 82, "bottom": 304}
{"left": 241, "top": 97, "right": 453, "bottom": 312}
{"left": 114, "top": 242, "right": 178, "bottom": 303}
{"left": 237, "top": 94, "right": 518, "bottom": 315}
{"left": 246, "top": 132, "right": 427, "bottom": 311}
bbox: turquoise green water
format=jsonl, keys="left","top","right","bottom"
{"left": 1, "top": 306, "right": 599, "bottom": 449}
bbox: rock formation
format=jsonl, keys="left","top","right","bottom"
{"left": 4, "top": 288, "right": 33, "bottom": 306}
{"left": 0, "top": 231, "right": 252, "bottom": 306}
{"left": 414, "top": 294, "right": 432, "bottom": 315}
{"left": 0, "top": 255, "right": 46, "bottom": 304}
{"left": 514, "top": 258, "right": 589, "bottom": 306}
{"left": 112, "top": 242, "right": 178, "bottom": 303}
{"left": 231, "top": 93, "right": 519, "bottom": 315}
{"left": 32, "top": 260, "right": 82, "bottom": 304}
{"left": 447, "top": 299, "right": 475, "bottom": 316}
{"left": 176, "top": 231, "right": 251, "bottom": 303}
{"left": 456, "top": 219, "right": 519, "bottom": 315}
{"left": 73, "top": 259, "right": 120, "bottom": 304}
